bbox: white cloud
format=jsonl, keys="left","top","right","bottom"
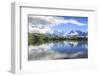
{"left": 66, "top": 19, "right": 86, "bottom": 26}
{"left": 50, "top": 16, "right": 86, "bottom": 26}
{"left": 28, "top": 16, "right": 86, "bottom": 33}
{"left": 29, "top": 23, "right": 52, "bottom": 34}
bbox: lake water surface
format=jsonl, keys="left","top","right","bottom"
{"left": 28, "top": 41, "right": 88, "bottom": 61}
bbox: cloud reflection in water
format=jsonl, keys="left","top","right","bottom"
{"left": 28, "top": 41, "right": 88, "bottom": 61}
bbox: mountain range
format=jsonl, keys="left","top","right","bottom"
{"left": 46, "top": 30, "right": 88, "bottom": 37}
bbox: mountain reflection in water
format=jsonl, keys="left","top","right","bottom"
{"left": 28, "top": 41, "right": 88, "bottom": 61}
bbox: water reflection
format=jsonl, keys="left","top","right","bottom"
{"left": 28, "top": 41, "right": 88, "bottom": 61}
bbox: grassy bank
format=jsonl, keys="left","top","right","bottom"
{"left": 28, "top": 33, "right": 88, "bottom": 45}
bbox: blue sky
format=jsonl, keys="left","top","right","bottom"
{"left": 28, "top": 15, "right": 88, "bottom": 34}
{"left": 51, "top": 16, "right": 88, "bottom": 33}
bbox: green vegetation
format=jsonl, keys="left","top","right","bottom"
{"left": 66, "top": 36, "right": 87, "bottom": 41}
{"left": 28, "top": 33, "right": 88, "bottom": 45}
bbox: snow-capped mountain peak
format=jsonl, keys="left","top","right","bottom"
{"left": 66, "top": 30, "right": 87, "bottom": 37}
{"left": 46, "top": 30, "right": 87, "bottom": 37}
{"left": 68, "top": 30, "right": 78, "bottom": 36}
